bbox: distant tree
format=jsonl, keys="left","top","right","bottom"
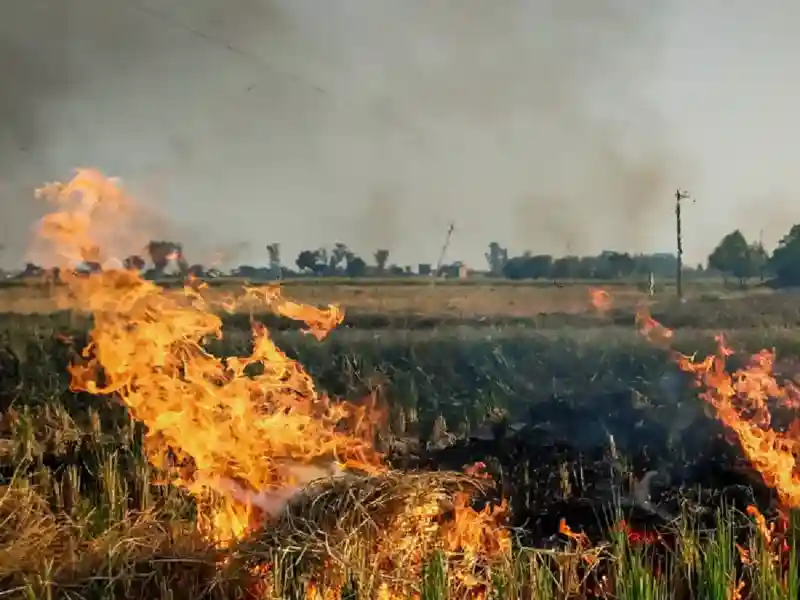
{"left": 123, "top": 255, "right": 146, "bottom": 272}
{"left": 388, "top": 264, "right": 405, "bottom": 276}
{"left": 374, "top": 249, "right": 390, "bottom": 273}
{"left": 528, "top": 254, "right": 553, "bottom": 278}
{"left": 345, "top": 255, "right": 367, "bottom": 277}
{"left": 233, "top": 265, "right": 263, "bottom": 279}
{"left": 577, "top": 257, "right": 600, "bottom": 279}
{"left": 330, "top": 242, "right": 350, "bottom": 273}
{"left": 603, "top": 251, "right": 636, "bottom": 279}
{"left": 147, "top": 241, "right": 186, "bottom": 275}
{"left": 20, "top": 262, "right": 43, "bottom": 278}
{"left": 502, "top": 253, "right": 553, "bottom": 280}
{"left": 266, "top": 243, "right": 281, "bottom": 271}
{"left": 769, "top": 224, "right": 800, "bottom": 287}
{"left": 485, "top": 242, "right": 508, "bottom": 276}
{"left": 707, "top": 230, "right": 753, "bottom": 286}
{"left": 632, "top": 253, "right": 678, "bottom": 278}
{"left": 551, "top": 256, "right": 581, "bottom": 279}
{"left": 295, "top": 248, "right": 327, "bottom": 276}
{"left": 748, "top": 242, "right": 770, "bottom": 282}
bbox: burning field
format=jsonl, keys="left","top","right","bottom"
{"left": 2, "top": 171, "right": 800, "bottom": 599}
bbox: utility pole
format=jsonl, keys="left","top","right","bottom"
{"left": 675, "top": 189, "right": 691, "bottom": 300}
{"left": 435, "top": 222, "right": 455, "bottom": 277}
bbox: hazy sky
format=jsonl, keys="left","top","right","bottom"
{"left": 1, "top": 0, "right": 798, "bottom": 270}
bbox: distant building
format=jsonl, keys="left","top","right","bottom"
{"left": 437, "top": 262, "right": 469, "bottom": 279}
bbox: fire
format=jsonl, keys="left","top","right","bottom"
{"left": 635, "top": 305, "right": 673, "bottom": 344}
{"left": 633, "top": 299, "right": 800, "bottom": 509}
{"left": 559, "top": 518, "right": 589, "bottom": 547}
{"left": 31, "top": 169, "right": 509, "bottom": 594}
{"left": 595, "top": 286, "right": 800, "bottom": 532}
{"left": 589, "top": 287, "right": 612, "bottom": 313}
{"left": 615, "top": 520, "right": 660, "bottom": 545}
{"left": 676, "top": 335, "right": 800, "bottom": 508}
{"left": 444, "top": 492, "right": 511, "bottom": 560}
{"left": 33, "top": 170, "right": 385, "bottom": 544}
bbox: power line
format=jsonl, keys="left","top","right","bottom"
{"left": 123, "top": 0, "right": 330, "bottom": 96}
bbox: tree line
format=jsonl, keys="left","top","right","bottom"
{"left": 706, "top": 225, "right": 800, "bottom": 288}
{"left": 9, "top": 223, "right": 800, "bottom": 288}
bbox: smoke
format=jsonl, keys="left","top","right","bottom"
{"left": 2, "top": 0, "right": 684, "bottom": 267}
{"left": 321, "top": 0, "right": 683, "bottom": 261}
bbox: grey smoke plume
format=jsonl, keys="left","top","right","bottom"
{"left": 2, "top": 0, "right": 683, "bottom": 267}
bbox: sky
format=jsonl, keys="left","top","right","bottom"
{"left": 1, "top": 0, "right": 799, "bottom": 270}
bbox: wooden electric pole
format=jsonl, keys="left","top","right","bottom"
{"left": 435, "top": 222, "right": 455, "bottom": 277}
{"left": 675, "top": 189, "right": 691, "bottom": 300}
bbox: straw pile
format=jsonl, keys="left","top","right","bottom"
{"left": 235, "top": 470, "right": 510, "bottom": 598}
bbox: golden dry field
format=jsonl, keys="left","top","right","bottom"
{"left": 0, "top": 278, "right": 650, "bottom": 317}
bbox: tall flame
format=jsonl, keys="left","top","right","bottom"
{"left": 631, "top": 296, "right": 800, "bottom": 509}
{"left": 34, "top": 169, "right": 385, "bottom": 544}
{"left": 677, "top": 336, "right": 800, "bottom": 508}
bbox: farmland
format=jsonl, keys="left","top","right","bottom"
{"left": 2, "top": 274, "right": 800, "bottom": 599}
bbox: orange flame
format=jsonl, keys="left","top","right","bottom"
{"left": 32, "top": 169, "right": 511, "bottom": 579}
{"left": 559, "top": 518, "right": 589, "bottom": 547}
{"left": 444, "top": 493, "right": 511, "bottom": 559}
{"left": 589, "top": 287, "right": 612, "bottom": 313}
{"left": 635, "top": 305, "right": 673, "bottom": 345}
{"left": 677, "top": 336, "right": 800, "bottom": 508}
{"left": 33, "top": 170, "right": 384, "bottom": 544}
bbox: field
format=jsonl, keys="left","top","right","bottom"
{"left": 2, "top": 277, "right": 800, "bottom": 599}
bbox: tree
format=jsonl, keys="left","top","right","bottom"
{"left": 551, "top": 256, "right": 581, "bottom": 279}
{"left": 123, "top": 255, "right": 146, "bottom": 272}
{"left": 502, "top": 253, "right": 553, "bottom": 280}
{"left": 708, "top": 230, "right": 752, "bottom": 285}
{"left": 266, "top": 243, "right": 281, "bottom": 270}
{"left": 603, "top": 251, "right": 636, "bottom": 279}
{"left": 485, "top": 242, "right": 508, "bottom": 276}
{"left": 747, "top": 242, "right": 769, "bottom": 282}
{"left": 20, "top": 262, "right": 43, "bottom": 278}
{"left": 330, "top": 242, "right": 350, "bottom": 273}
{"left": 374, "top": 249, "right": 390, "bottom": 273}
{"left": 769, "top": 224, "right": 800, "bottom": 287}
{"left": 345, "top": 255, "right": 367, "bottom": 277}
{"left": 295, "top": 249, "right": 327, "bottom": 275}
{"left": 147, "top": 241, "right": 186, "bottom": 275}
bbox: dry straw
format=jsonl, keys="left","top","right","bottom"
{"left": 234, "top": 470, "right": 509, "bottom": 598}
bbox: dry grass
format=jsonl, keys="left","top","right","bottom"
{"left": 0, "top": 279, "right": 649, "bottom": 317}
{"left": 237, "top": 471, "right": 506, "bottom": 598}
